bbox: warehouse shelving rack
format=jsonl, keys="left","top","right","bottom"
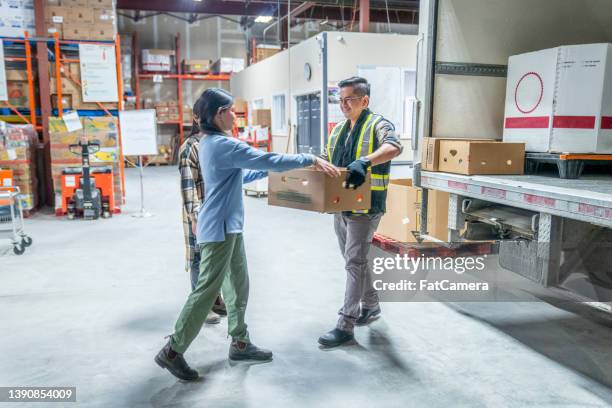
{"left": 48, "top": 32, "right": 126, "bottom": 203}
{"left": 132, "top": 32, "right": 231, "bottom": 148}
{"left": 0, "top": 33, "right": 39, "bottom": 132}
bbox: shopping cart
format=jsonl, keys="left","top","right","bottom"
{"left": 0, "top": 187, "right": 32, "bottom": 255}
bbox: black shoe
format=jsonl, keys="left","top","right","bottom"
{"left": 154, "top": 341, "right": 199, "bottom": 381}
{"left": 356, "top": 306, "right": 381, "bottom": 326}
{"left": 318, "top": 328, "right": 354, "bottom": 347}
{"left": 212, "top": 295, "right": 227, "bottom": 316}
{"left": 229, "top": 341, "right": 273, "bottom": 361}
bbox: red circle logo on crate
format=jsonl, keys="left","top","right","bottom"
{"left": 514, "top": 72, "right": 544, "bottom": 114}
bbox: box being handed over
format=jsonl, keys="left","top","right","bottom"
{"left": 268, "top": 167, "right": 371, "bottom": 213}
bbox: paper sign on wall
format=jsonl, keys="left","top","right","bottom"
{"left": 78, "top": 43, "right": 119, "bottom": 103}
{"left": 0, "top": 40, "right": 7, "bottom": 101}
{"left": 119, "top": 109, "right": 158, "bottom": 156}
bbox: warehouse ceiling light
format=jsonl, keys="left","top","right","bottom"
{"left": 255, "top": 15, "right": 274, "bottom": 23}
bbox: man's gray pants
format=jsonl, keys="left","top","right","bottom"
{"left": 333, "top": 213, "right": 383, "bottom": 333}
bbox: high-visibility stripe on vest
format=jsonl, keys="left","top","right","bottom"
{"left": 326, "top": 113, "right": 390, "bottom": 213}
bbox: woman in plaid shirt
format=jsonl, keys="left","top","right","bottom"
{"left": 178, "top": 98, "right": 226, "bottom": 324}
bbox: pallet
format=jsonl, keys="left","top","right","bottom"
{"left": 525, "top": 152, "right": 612, "bottom": 179}
{"left": 372, "top": 233, "right": 495, "bottom": 258}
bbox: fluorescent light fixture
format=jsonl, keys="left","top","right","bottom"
{"left": 255, "top": 15, "right": 274, "bottom": 23}
{"left": 193, "top": 0, "right": 203, "bottom": 2}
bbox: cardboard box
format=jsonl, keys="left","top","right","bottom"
{"left": 69, "top": 7, "right": 94, "bottom": 23}
{"left": 183, "top": 59, "right": 212, "bottom": 74}
{"left": 376, "top": 179, "right": 421, "bottom": 243}
{"left": 88, "top": 23, "right": 115, "bottom": 40}
{"left": 211, "top": 57, "right": 244, "bottom": 73}
{"left": 503, "top": 43, "right": 612, "bottom": 154}
{"left": 252, "top": 109, "right": 271, "bottom": 128}
{"left": 268, "top": 168, "right": 371, "bottom": 213}
{"left": 62, "top": 23, "right": 90, "bottom": 40}
{"left": 234, "top": 98, "right": 248, "bottom": 113}
{"left": 255, "top": 46, "right": 280, "bottom": 62}
{"left": 142, "top": 49, "right": 175, "bottom": 72}
{"left": 6, "top": 69, "right": 29, "bottom": 82}
{"left": 421, "top": 137, "right": 440, "bottom": 171}
{"left": 93, "top": 8, "right": 115, "bottom": 23}
{"left": 437, "top": 140, "right": 525, "bottom": 175}
{"left": 44, "top": 6, "right": 69, "bottom": 22}
{"left": 376, "top": 179, "right": 450, "bottom": 243}
{"left": 7, "top": 81, "right": 30, "bottom": 108}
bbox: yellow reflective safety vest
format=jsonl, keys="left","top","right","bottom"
{"left": 326, "top": 112, "right": 391, "bottom": 214}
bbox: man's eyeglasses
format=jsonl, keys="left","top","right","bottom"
{"left": 339, "top": 96, "right": 364, "bottom": 105}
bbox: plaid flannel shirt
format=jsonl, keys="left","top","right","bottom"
{"left": 179, "top": 133, "right": 204, "bottom": 272}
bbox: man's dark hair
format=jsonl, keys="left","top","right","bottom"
{"left": 338, "top": 76, "right": 370, "bottom": 97}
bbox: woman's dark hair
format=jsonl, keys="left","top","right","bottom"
{"left": 196, "top": 88, "right": 234, "bottom": 133}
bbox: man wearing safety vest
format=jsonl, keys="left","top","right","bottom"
{"left": 318, "top": 76, "right": 402, "bottom": 347}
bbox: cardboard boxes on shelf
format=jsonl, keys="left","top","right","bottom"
{"left": 48, "top": 116, "right": 122, "bottom": 212}
{"left": 155, "top": 101, "right": 180, "bottom": 123}
{"left": 43, "top": 0, "right": 116, "bottom": 40}
{"left": 142, "top": 49, "right": 175, "bottom": 72}
{"left": 183, "top": 59, "right": 212, "bottom": 74}
{"left": 268, "top": 168, "right": 371, "bottom": 213}
{"left": 376, "top": 179, "right": 450, "bottom": 243}
{"left": 503, "top": 43, "right": 612, "bottom": 154}
{"left": 421, "top": 138, "right": 525, "bottom": 175}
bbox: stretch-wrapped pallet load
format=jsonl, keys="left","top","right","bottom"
{"left": 0, "top": 123, "right": 39, "bottom": 212}
{"left": 43, "top": 0, "right": 116, "bottom": 40}
{"left": 48, "top": 116, "right": 122, "bottom": 213}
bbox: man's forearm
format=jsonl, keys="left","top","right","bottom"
{"left": 366, "top": 143, "right": 401, "bottom": 166}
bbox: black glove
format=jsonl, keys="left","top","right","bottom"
{"left": 345, "top": 157, "right": 371, "bottom": 189}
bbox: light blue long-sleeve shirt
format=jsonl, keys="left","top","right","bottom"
{"left": 197, "top": 133, "right": 315, "bottom": 243}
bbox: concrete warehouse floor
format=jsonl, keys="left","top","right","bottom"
{"left": 1, "top": 165, "right": 612, "bottom": 408}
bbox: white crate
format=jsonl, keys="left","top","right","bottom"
{"left": 503, "top": 43, "right": 612, "bottom": 153}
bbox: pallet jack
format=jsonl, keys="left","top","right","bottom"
{"left": 61, "top": 137, "right": 113, "bottom": 220}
